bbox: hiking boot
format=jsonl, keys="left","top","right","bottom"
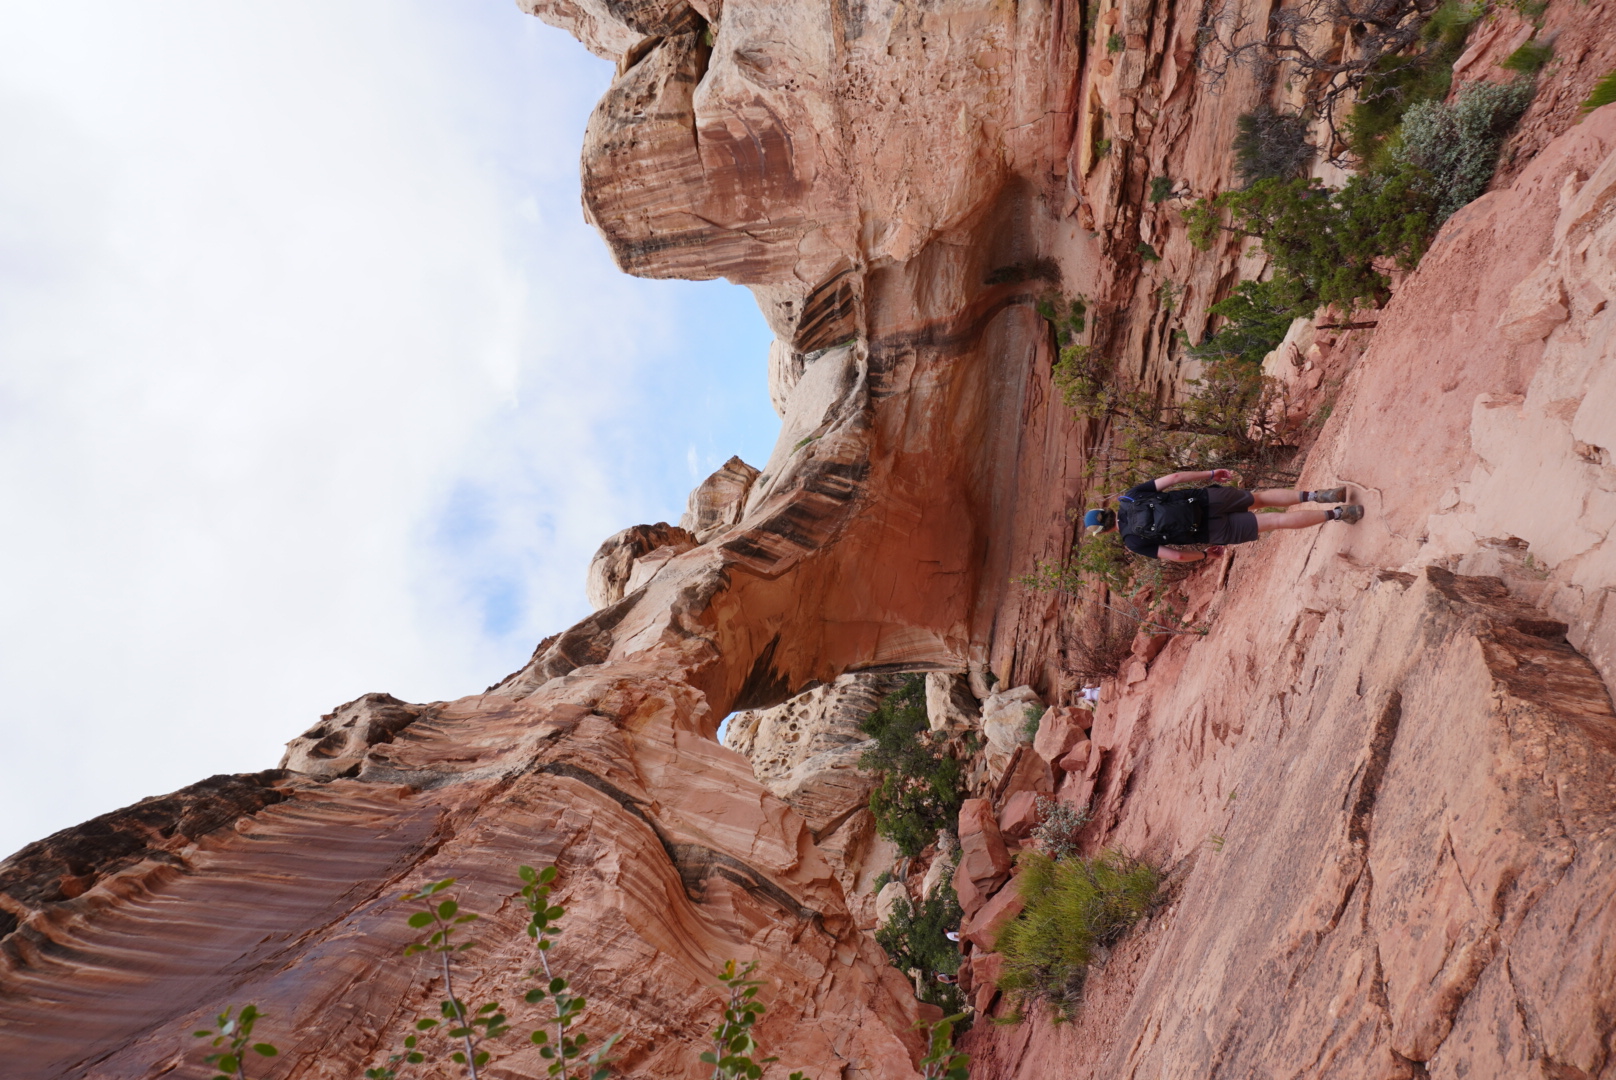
{"left": 1336, "top": 504, "right": 1364, "bottom": 524}
{"left": 1308, "top": 486, "right": 1348, "bottom": 503}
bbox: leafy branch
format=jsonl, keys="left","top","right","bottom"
{"left": 521, "top": 864, "right": 619, "bottom": 1080}
{"left": 193, "top": 1005, "right": 278, "bottom": 1080}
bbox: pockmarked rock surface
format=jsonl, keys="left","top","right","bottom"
{"left": 5, "top": 0, "right": 1616, "bottom": 1077}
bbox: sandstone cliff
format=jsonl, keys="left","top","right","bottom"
{"left": 3, "top": 0, "right": 1615, "bottom": 1078}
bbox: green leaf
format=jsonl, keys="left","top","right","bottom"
{"left": 253, "top": 1043, "right": 278, "bottom": 1056}
{"left": 474, "top": 1052, "right": 490, "bottom": 1067}
{"left": 539, "top": 866, "right": 557, "bottom": 884}
{"left": 218, "top": 1055, "right": 238, "bottom": 1072}
{"left": 531, "top": 1029, "right": 549, "bottom": 1044}
{"left": 451, "top": 1051, "right": 467, "bottom": 1064}
{"left": 525, "top": 988, "right": 546, "bottom": 1004}
{"left": 404, "top": 1034, "right": 417, "bottom": 1048}
{"left": 407, "top": 911, "right": 433, "bottom": 928}
{"left": 406, "top": 1052, "right": 424, "bottom": 1064}
{"left": 437, "top": 899, "right": 458, "bottom": 919}
{"left": 416, "top": 1018, "right": 438, "bottom": 1030}
{"left": 477, "top": 1001, "right": 500, "bottom": 1014}
{"left": 192, "top": 1030, "right": 213, "bottom": 1038}
{"left": 519, "top": 865, "right": 536, "bottom": 882}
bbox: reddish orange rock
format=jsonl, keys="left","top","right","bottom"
{"left": 962, "top": 879, "right": 1026, "bottom": 952}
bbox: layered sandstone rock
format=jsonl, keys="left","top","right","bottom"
{"left": 4, "top": 0, "right": 1616, "bottom": 1077}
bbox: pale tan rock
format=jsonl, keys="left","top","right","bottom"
{"left": 926, "top": 672, "right": 980, "bottom": 733}
{"left": 680, "top": 455, "right": 760, "bottom": 542}
{"left": 584, "top": 521, "right": 696, "bottom": 609}
{"left": 919, "top": 852, "right": 954, "bottom": 901}
{"left": 279, "top": 693, "right": 431, "bottom": 779}
{"left": 980, "top": 686, "right": 1044, "bottom": 755}
{"left": 874, "top": 880, "right": 910, "bottom": 928}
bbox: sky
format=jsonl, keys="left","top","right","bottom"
{"left": 0, "top": 1, "right": 780, "bottom": 859}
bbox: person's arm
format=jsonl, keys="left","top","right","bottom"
{"left": 1152, "top": 467, "right": 1234, "bottom": 490}
{"left": 1159, "top": 544, "right": 1227, "bottom": 564}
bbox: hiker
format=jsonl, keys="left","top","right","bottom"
{"left": 1082, "top": 469, "right": 1362, "bottom": 563}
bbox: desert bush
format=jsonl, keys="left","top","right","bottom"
{"left": 1107, "top": 31, "right": 1124, "bottom": 53}
{"left": 1232, "top": 108, "right": 1314, "bottom": 186}
{"left": 1021, "top": 704, "right": 1048, "bottom": 742}
{"left": 1028, "top": 796, "right": 1091, "bottom": 861}
{"left": 1582, "top": 69, "right": 1616, "bottom": 113}
{"left": 1393, "top": 79, "right": 1534, "bottom": 223}
{"left": 1148, "top": 176, "right": 1177, "bottom": 203}
{"left": 1064, "top": 595, "right": 1141, "bottom": 682}
{"left": 994, "top": 851, "right": 1159, "bottom": 1015}
{"left": 875, "top": 888, "right": 966, "bottom": 1014}
{"left": 1057, "top": 342, "right": 1289, "bottom": 486}
{"left": 1343, "top": 0, "right": 1481, "bottom": 165}
{"left": 860, "top": 676, "right": 966, "bottom": 858}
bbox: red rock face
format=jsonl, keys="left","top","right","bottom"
{"left": 6, "top": 1, "right": 1616, "bottom": 1078}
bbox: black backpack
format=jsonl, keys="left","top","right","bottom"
{"left": 1118, "top": 489, "right": 1207, "bottom": 545}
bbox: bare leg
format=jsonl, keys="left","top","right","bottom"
{"left": 1256, "top": 508, "right": 1328, "bottom": 532}
{"left": 1250, "top": 489, "right": 1303, "bottom": 508}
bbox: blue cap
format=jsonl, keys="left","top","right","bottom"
{"left": 1083, "top": 509, "right": 1110, "bottom": 528}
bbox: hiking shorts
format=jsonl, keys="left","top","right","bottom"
{"left": 1204, "top": 485, "right": 1258, "bottom": 545}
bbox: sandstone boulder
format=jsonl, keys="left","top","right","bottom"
{"left": 680, "top": 455, "right": 760, "bottom": 542}
{"left": 919, "top": 852, "right": 953, "bottom": 901}
{"left": 971, "top": 952, "right": 1004, "bottom": 1015}
{"left": 1032, "top": 705, "right": 1087, "bottom": 764}
{"left": 957, "top": 798, "right": 1011, "bottom": 893}
{"left": 584, "top": 521, "right": 696, "bottom": 609}
{"left": 998, "top": 789, "right": 1043, "bottom": 840}
{"left": 874, "top": 880, "right": 909, "bottom": 928}
{"left": 279, "top": 693, "right": 431, "bottom": 779}
{"left": 1057, "top": 739, "right": 1093, "bottom": 774}
{"left": 925, "top": 672, "right": 979, "bottom": 733}
{"left": 962, "top": 878, "right": 1025, "bottom": 952}
{"left": 980, "top": 686, "right": 1044, "bottom": 755}
{"left": 999, "top": 746, "right": 1055, "bottom": 797}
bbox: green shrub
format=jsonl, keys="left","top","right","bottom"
{"left": 1136, "top": 241, "right": 1161, "bottom": 261}
{"left": 1190, "top": 276, "right": 1313, "bottom": 366}
{"left": 1582, "top": 70, "right": 1616, "bottom": 113}
{"left": 1021, "top": 704, "right": 1048, "bottom": 742}
{"left": 1393, "top": 79, "right": 1534, "bottom": 223}
{"left": 1148, "top": 176, "right": 1176, "bottom": 203}
{"left": 1501, "top": 38, "right": 1553, "bottom": 75}
{"left": 995, "top": 851, "right": 1159, "bottom": 1014}
{"left": 860, "top": 677, "right": 966, "bottom": 858}
{"left": 1193, "top": 172, "right": 1437, "bottom": 311}
{"left": 875, "top": 889, "right": 966, "bottom": 1014}
{"left": 1106, "top": 31, "right": 1124, "bottom": 54}
{"left": 1035, "top": 293, "right": 1087, "bottom": 346}
{"left": 1232, "top": 108, "right": 1314, "bottom": 186}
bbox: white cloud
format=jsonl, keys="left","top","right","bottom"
{"left": 0, "top": 0, "right": 778, "bottom": 858}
